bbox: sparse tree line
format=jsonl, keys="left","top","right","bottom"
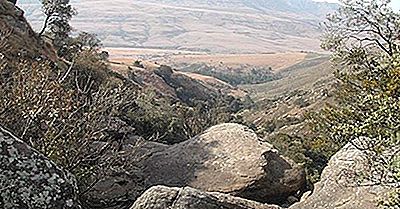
{"left": 181, "top": 63, "right": 280, "bottom": 85}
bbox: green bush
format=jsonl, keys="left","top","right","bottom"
{"left": 181, "top": 64, "right": 280, "bottom": 85}
{"left": 309, "top": 0, "right": 400, "bottom": 201}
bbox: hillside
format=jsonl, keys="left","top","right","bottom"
{"left": 18, "top": 0, "right": 337, "bottom": 53}
{"left": 4, "top": 1, "right": 398, "bottom": 209}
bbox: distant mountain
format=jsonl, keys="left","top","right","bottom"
{"left": 245, "top": 0, "right": 337, "bottom": 15}
{"left": 130, "top": 0, "right": 337, "bottom": 15}
{"left": 18, "top": 0, "right": 338, "bottom": 53}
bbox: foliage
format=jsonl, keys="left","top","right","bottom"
{"left": 124, "top": 89, "right": 243, "bottom": 144}
{"left": 380, "top": 189, "right": 400, "bottom": 209}
{"left": 39, "top": 0, "right": 76, "bottom": 52}
{"left": 181, "top": 63, "right": 280, "bottom": 85}
{"left": 1, "top": 1, "right": 252, "bottom": 208}
{"left": 260, "top": 130, "right": 338, "bottom": 184}
{"left": 0, "top": 33, "right": 139, "bottom": 205}
{"left": 310, "top": 0, "right": 400, "bottom": 203}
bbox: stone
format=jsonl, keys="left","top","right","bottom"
{"left": 142, "top": 123, "right": 306, "bottom": 204}
{"left": 290, "top": 142, "right": 390, "bottom": 209}
{"left": 0, "top": 125, "right": 80, "bottom": 209}
{"left": 84, "top": 140, "right": 169, "bottom": 209}
{"left": 7, "top": 0, "right": 16, "bottom": 5}
{"left": 130, "top": 185, "right": 281, "bottom": 209}
{"left": 88, "top": 123, "right": 306, "bottom": 208}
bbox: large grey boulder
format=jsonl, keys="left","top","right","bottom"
{"left": 0, "top": 125, "right": 80, "bottom": 209}
{"left": 88, "top": 123, "right": 306, "bottom": 208}
{"left": 142, "top": 123, "right": 306, "bottom": 204}
{"left": 290, "top": 142, "right": 389, "bottom": 209}
{"left": 130, "top": 185, "right": 281, "bottom": 209}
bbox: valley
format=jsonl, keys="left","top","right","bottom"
{"left": 106, "top": 46, "right": 334, "bottom": 137}
{"left": 5, "top": 0, "right": 396, "bottom": 209}
{"left": 18, "top": 0, "right": 337, "bottom": 53}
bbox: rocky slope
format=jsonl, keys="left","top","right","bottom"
{"left": 131, "top": 141, "right": 389, "bottom": 209}
{"left": 2, "top": 1, "right": 389, "bottom": 209}
{"left": 0, "top": 0, "right": 54, "bottom": 60}
{"left": 111, "top": 60, "right": 246, "bottom": 104}
{"left": 87, "top": 123, "right": 306, "bottom": 208}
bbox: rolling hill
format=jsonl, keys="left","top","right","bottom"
{"left": 18, "top": 0, "right": 337, "bottom": 53}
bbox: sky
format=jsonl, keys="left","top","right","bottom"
{"left": 313, "top": 0, "right": 400, "bottom": 10}
{"left": 18, "top": 0, "right": 400, "bottom": 10}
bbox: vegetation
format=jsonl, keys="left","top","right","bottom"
{"left": 309, "top": 0, "right": 400, "bottom": 203}
{"left": 0, "top": 29, "right": 137, "bottom": 199}
{"left": 6, "top": 0, "right": 400, "bottom": 207}
{"left": 267, "top": 133, "right": 337, "bottom": 184}
{"left": 0, "top": 2, "right": 246, "bottom": 208}
{"left": 39, "top": 0, "right": 76, "bottom": 53}
{"left": 181, "top": 63, "right": 280, "bottom": 85}
{"left": 120, "top": 88, "right": 244, "bottom": 145}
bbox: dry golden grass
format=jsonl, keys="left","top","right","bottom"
{"left": 166, "top": 53, "right": 308, "bottom": 72}
{"left": 106, "top": 47, "right": 308, "bottom": 72}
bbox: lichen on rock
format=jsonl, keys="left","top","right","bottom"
{"left": 0, "top": 125, "right": 80, "bottom": 209}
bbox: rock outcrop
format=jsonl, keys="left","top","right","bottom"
{"left": 0, "top": 125, "right": 80, "bottom": 209}
{"left": 130, "top": 185, "right": 281, "bottom": 209}
{"left": 85, "top": 141, "right": 168, "bottom": 209}
{"left": 142, "top": 123, "right": 306, "bottom": 204}
{"left": 87, "top": 123, "right": 306, "bottom": 208}
{"left": 0, "top": 0, "right": 57, "bottom": 60}
{"left": 7, "top": 0, "right": 16, "bottom": 5}
{"left": 290, "top": 142, "right": 389, "bottom": 209}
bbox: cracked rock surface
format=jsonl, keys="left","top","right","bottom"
{"left": 0, "top": 125, "right": 80, "bottom": 209}
{"left": 130, "top": 185, "right": 281, "bottom": 209}
{"left": 290, "top": 143, "right": 389, "bottom": 209}
{"left": 90, "top": 123, "right": 306, "bottom": 208}
{"left": 141, "top": 123, "right": 306, "bottom": 204}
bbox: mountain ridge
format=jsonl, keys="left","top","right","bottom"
{"left": 18, "top": 0, "right": 338, "bottom": 53}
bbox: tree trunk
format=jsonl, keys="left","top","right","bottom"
{"left": 8, "top": 0, "right": 17, "bottom": 5}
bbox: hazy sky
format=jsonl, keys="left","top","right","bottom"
{"left": 313, "top": 0, "right": 400, "bottom": 10}
{"left": 17, "top": 0, "right": 400, "bottom": 11}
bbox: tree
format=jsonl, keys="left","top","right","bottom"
{"left": 311, "top": 0, "right": 400, "bottom": 201}
{"left": 39, "top": 0, "right": 76, "bottom": 51}
{"left": 322, "top": 0, "right": 400, "bottom": 59}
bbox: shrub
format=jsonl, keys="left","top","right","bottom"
{"left": 310, "top": 0, "right": 400, "bottom": 201}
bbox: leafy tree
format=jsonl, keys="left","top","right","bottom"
{"left": 310, "top": 0, "right": 400, "bottom": 202}
{"left": 39, "top": 0, "right": 76, "bottom": 52}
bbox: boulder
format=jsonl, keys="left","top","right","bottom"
{"left": 0, "top": 125, "right": 80, "bottom": 209}
{"left": 130, "top": 185, "right": 281, "bottom": 209}
{"left": 85, "top": 141, "right": 169, "bottom": 209}
{"left": 290, "top": 142, "right": 389, "bottom": 209}
{"left": 142, "top": 123, "right": 306, "bottom": 204}
{"left": 87, "top": 123, "right": 306, "bottom": 208}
